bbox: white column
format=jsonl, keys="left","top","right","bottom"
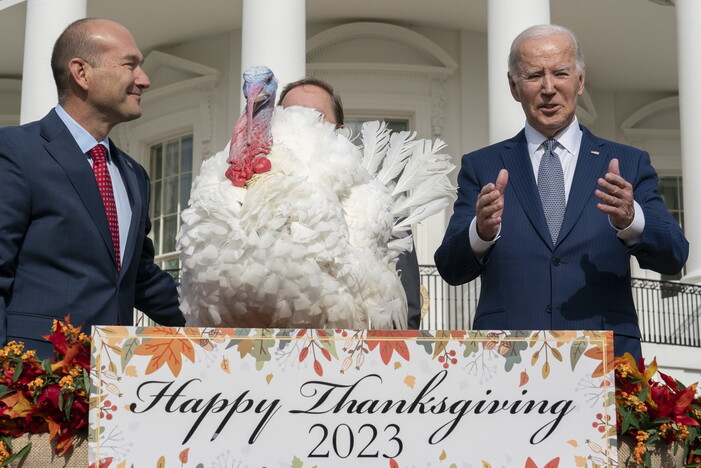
{"left": 240, "top": 0, "right": 305, "bottom": 105}
{"left": 20, "top": 0, "right": 86, "bottom": 124}
{"left": 676, "top": 0, "right": 701, "bottom": 284}
{"left": 487, "top": 0, "right": 550, "bottom": 143}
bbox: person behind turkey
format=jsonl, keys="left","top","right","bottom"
{"left": 0, "top": 18, "right": 185, "bottom": 358}
{"left": 434, "top": 24, "right": 688, "bottom": 360}
{"left": 279, "top": 77, "right": 423, "bottom": 329}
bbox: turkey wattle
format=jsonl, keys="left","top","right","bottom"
{"left": 177, "top": 66, "right": 455, "bottom": 330}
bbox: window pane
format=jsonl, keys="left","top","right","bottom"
{"left": 149, "top": 132, "right": 193, "bottom": 260}
{"left": 180, "top": 173, "right": 192, "bottom": 210}
{"left": 387, "top": 121, "right": 408, "bottom": 132}
{"left": 152, "top": 218, "right": 161, "bottom": 255}
{"left": 165, "top": 140, "right": 180, "bottom": 176}
{"left": 162, "top": 215, "right": 177, "bottom": 253}
{"left": 658, "top": 178, "right": 679, "bottom": 211}
{"left": 150, "top": 145, "right": 163, "bottom": 180}
{"left": 181, "top": 136, "right": 193, "bottom": 173}
{"left": 164, "top": 259, "right": 179, "bottom": 271}
{"left": 151, "top": 180, "right": 162, "bottom": 218}
{"left": 163, "top": 176, "right": 178, "bottom": 215}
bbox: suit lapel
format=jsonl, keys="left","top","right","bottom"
{"left": 40, "top": 112, "right": 118, "bottom": 266}
{"left": 556, "top": 127, "right": 609, "bottom": 245}
{"left": 500, "top": 131, "right": 553, "bottom": 248}
{"left": 110, "top": 144, "right": 142, "bottom": 277}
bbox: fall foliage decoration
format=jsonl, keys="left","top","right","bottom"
{"left": 615, "top": 352, "right": 701, "bottom": 467}
{"left": 0, "top": 316, "right": 90, "bottom": 465}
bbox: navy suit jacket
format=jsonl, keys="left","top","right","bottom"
{"left": 0, "top": 110, "right": 184, "bottom": 357}
{"left": 397, "top": 249, "right": 421, "bottom": 329}
{"left": 435, "top": 126, "right": 688, "bottom": 358}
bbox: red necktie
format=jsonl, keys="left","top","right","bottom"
{"left": 90, "top": 144, "right": 121, "bottom": 271}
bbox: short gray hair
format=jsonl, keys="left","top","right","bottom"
{"left": 508, "top": 24, "right": 585, "bottom": 79}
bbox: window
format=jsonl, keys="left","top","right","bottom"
{"left": 149, "top": 134, "right": 193, "bottom": 272}
{"left": 658, "top": 175, "right": 684, "bottom": 282}
{"left": 659, "top": 176, "right": 684, "bottom": 229}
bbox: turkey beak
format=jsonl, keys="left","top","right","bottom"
{"left": 245, "top": 83, "right": 268, "bottom": 118}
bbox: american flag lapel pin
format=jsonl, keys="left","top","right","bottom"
{"left": 127, "top": 160, "right": 133, "bottom": 168}
{"left": 590, "top": 150, "right": 600, "bottom": 155}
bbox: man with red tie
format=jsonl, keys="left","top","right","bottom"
{"left": 0, "top": 18, "right": 184, "bottom": 357}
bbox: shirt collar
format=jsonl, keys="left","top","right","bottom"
{"left": 524, "top": 118, "right": 583, "bottom": 156}
{"left": 55, "top": 104, "right": 111, "bottom": 158}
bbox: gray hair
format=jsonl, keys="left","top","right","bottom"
{"left": 508, "top": 24, "right": 585, "bottom": 79}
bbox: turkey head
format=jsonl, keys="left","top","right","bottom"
{"left": 225, "top": 66, "right": 278, "bottom": 187}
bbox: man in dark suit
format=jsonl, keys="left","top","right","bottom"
{"left": 279, "top": 77, "right": 423, "bottom": 329}
{"left": 0, "top": 18, "right": 185, "bottom": 357}
{"left": 434, "top": 24, "right": 688, "bottom": 359}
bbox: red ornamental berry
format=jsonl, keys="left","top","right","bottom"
{"left": 105, "top": 400, "right": 111, "bottom": 406}
{"left": 596, "top": 413, "right": 603, "bottom": 419}
{"left": 449, "top": 350, "right": 456, "bottom": 356}
{"left": 598, "top": 426, "right": 605, "bottom": 433}
{"left": 438, "top": 356, "right": 445, "bottom": 363}
{"left": 111, "top": 405, "right": 117, "bottom": 411}
{"left": 443, "top": 363, "right": 449, "bottom": 369}
{"left": 592, "top": 422, "right": 598, "bottom": 428}
{"left": 106, "top": 414, "right": 113, "bottom": 420}
{"left": 451, "top": 358, "right": 457, "bottom": 365}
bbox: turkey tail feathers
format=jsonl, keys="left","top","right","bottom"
{"left": 393, "top": 139, "right": 451, "bottom": 196}
{"left": 377, "top": 131, "right": 417, "bottom": 184}
{"left": 357, "top": 122, "right": 457, "bottom": 245}
{"left": 360, "top": 121, "right": 391, "bottom": 176}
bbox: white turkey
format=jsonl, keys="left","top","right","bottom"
{"left": 177, "top": 66, "right": 455, "bottom": 329}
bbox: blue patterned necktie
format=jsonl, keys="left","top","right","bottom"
{"left": 538, "top": 139, "right": 566, "bottom": 245}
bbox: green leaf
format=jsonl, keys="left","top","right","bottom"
{"left": 11, "top": 361, "right": 22, "bottom": 383}
{"left": 291, "top": 455, "right": 304, "bottom": 468}
{"left": 569, "top": 336, "right": 588, "bottom": 370}
{"left": 225, "top": 328, "right": 253, "bottom": 349}
{"left": 2, "top": 442, "right": 32, "bottom": 465}
{"left": 121, "top": 337, "right": 141, "bottom": 370}
{"left": 618, "top": 407, "right": 638, "bottom": 434}
{"left": 502, "top": 331, "right": 529, "bottom": 372}
{"left": 462, "top": 339, "right": 479, "bottom": 357}
{"left": 63, "top": 392, "right": 75, "bottom": 419}
{"left": 0, "top": 384, "right": 13, "bottom": 399}
{"left": 318, "top": 338, "right": 339, "bottom": 360}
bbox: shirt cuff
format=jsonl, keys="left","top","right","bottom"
{"left": 613, "top": 201, "right": 645, "bottom": 246}
{"left": 470, "top": 217, "right": 500, "bottom": 261}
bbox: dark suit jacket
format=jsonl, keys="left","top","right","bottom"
{"left": 0, "top": 110, "right": 184, "bottom": 357}
{"left": 435, "top": 126, "right": 688, "bottom": 358}
{"left": 397, "top": 249, "right": 421, "bottom": 329}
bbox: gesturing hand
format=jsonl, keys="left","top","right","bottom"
{"left": 595, "top": 158, "right": 634, "bottom": 229}
{"left": 476, "top": 169, "right": 509, "bottom": 241}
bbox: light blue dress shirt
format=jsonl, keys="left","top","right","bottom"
{"left": 55, "top": 105, "right": 132, "bottom": 260}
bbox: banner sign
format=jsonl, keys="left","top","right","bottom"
{"left": 89, "top": 328, "right": 617, "bottom": 467}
